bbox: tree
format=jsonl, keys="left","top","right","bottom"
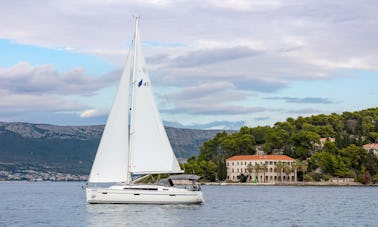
{"left": 368, "top": 132, "right": 378, "bottom": 143}
{"left": 274, "top": 161, "right": 283, "bottom": 182}
{"left": 255, "top": 163, "right": 261, "bottom": 182}
{"left": 283, "top": 163, "right": 292, "bottom": 182}
{"left": 265, "top": 129, "right": 289, "bottom": 152}
{"left": 217, "top": 158, "right": 227, "bottom": 181}
{"left": 251, "top": 126, "right": 272, "bottom": 144}
{"left": 247, "top": 163, "right": 254, "bottom": 182}
{"left": 261, "top": 163, "right": 268, "bottom": 183}
{"left": 239, "top": 174, "right": 248, "bottom": 183}
{"left": 298, "top": 160, "right": 308, "bottom": 181}
{"left": 291, "top": 160, "right": 300, "bottom": 182}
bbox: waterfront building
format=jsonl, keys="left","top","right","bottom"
{"left": 226, "top": 155, "right": 296, "bottom": 183}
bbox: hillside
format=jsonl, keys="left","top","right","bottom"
{"left": 0, "top": 122, "right": 224, "bottom": 175}
{"left": 184, "top": 107, "right": 378, "bottom": 183}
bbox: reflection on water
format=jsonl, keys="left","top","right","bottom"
{"left": 86, "top": 204, "right": 202, "bottom": 226}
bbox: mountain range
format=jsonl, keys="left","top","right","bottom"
{"left": 0, "top": 121, "right": 226, "bottom": 175}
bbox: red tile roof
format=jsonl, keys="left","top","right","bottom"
{"left": 363, "top": 143, "right": 378, "bottom": 149}
{"left": 226, "top": 155, "right": 294, "bottom": 161}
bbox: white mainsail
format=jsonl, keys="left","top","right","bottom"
{"left": 88, "top": 48, "right": 132, "bottom": 183}
{"left": 129, "top": 22, "right": 182, "bottom": 174}
{"left": 88, "top": 17, "right": 181, "bottom": 183}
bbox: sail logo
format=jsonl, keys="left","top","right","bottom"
{"left": 138, "top": 79, "right": 150, "bottom": 87}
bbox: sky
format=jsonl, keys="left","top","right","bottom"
{"left": 0, "top": 0, "right": 377, "bottom": 128}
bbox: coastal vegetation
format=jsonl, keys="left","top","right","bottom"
{"left": 182, "top": 107, "right": 378, "bottom": 184}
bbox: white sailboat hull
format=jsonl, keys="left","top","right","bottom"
{"left": 86, "top": 185, "right": 203, "bottom": 204}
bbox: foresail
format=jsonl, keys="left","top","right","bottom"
{"left": 129, "top": 25, "right": 182, "bottom": 174}
{"left": 88, "top": 48, "right": 132, "bottom": 183}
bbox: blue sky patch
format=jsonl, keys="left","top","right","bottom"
{"left": 0, "top": 39, "right": 114, "bottom": 76}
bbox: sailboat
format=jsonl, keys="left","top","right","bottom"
{"left": 85, "top": 17, "right": 204, "bottom": 204}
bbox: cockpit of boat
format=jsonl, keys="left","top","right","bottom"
{"left": 158, "top": 174, "right": 202, "bottom": 191}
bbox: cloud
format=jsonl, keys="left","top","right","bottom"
{"left": 207, "top": 0, "right": 282, "bottom": 12}
{"left": 163, "top": 82, "right": 270, "bottom": 115}
{"left": 253, "top": 117, "right": 270, "bottom": 121}
{"left": 0, "top": 62, "right": 118, "bottom": 122}
{"left": 163, "top": 103, "right": 268, "bottom": 115}
{"left": 0, "top": 91, "right": 85, "bottom": 112}
{"left": 80, "top": 109, "right": 108, "bottom": 118}
{"left": 264, "top": 96, "right": 333, "bottom": 104}
{"left": 287, "top": 108, "right": 322, "bottom": 114}
{"left": 0, "top": 62, "right": 119, "bottom": 95}
{"left": 169, "top": 46, "right": 263, "bottom": 67}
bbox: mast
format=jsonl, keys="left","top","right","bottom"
{"left": 128, "top": 16, "right": 140, "bottom": 183}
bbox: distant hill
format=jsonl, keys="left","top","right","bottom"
{"left": 164, "top": 120, "right": 246, "bottom": 130}
{"left": 0, "top": 122, "right": 225, "bottom": 175}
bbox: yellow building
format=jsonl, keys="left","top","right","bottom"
{"left": 226, "top": 155, "right": 296, "bottom": 183}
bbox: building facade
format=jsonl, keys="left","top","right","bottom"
{"left": 226, "top": 155, "right": 296, "bottom": 183}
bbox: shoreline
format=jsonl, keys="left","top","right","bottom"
{"left": 1, "top": 180, "right": 377, "bottom": 186}
{"left": 203, "top": 182, "right": 378, "bottom": 186}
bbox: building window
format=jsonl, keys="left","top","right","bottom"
{"left": 232, "top": 162, "right": 234, "bottom": 166}
{"left": 232, "top": 169, "right": 234, "bottom": 173}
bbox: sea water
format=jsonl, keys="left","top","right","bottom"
{"left": 0, "top": 181, "right": 377, "bottom": 226}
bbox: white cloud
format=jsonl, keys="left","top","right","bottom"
{"left": 0, "top": 91, "right": 84, "bottom": 112}
{"left": 0, "top": 62, "right": 118, "bottom": 95}
{"left": 0, "top": 62, "right": 117, "bottom": 122}
{"left": 80, "top": 109, "right": 108, "bottom": 118}
{"left": 163, "top": 82, "right": 273, "bottom": 115}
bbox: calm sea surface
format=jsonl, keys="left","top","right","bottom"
{"left": 0, "top": 182, "right": 377, "bottom": 227}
